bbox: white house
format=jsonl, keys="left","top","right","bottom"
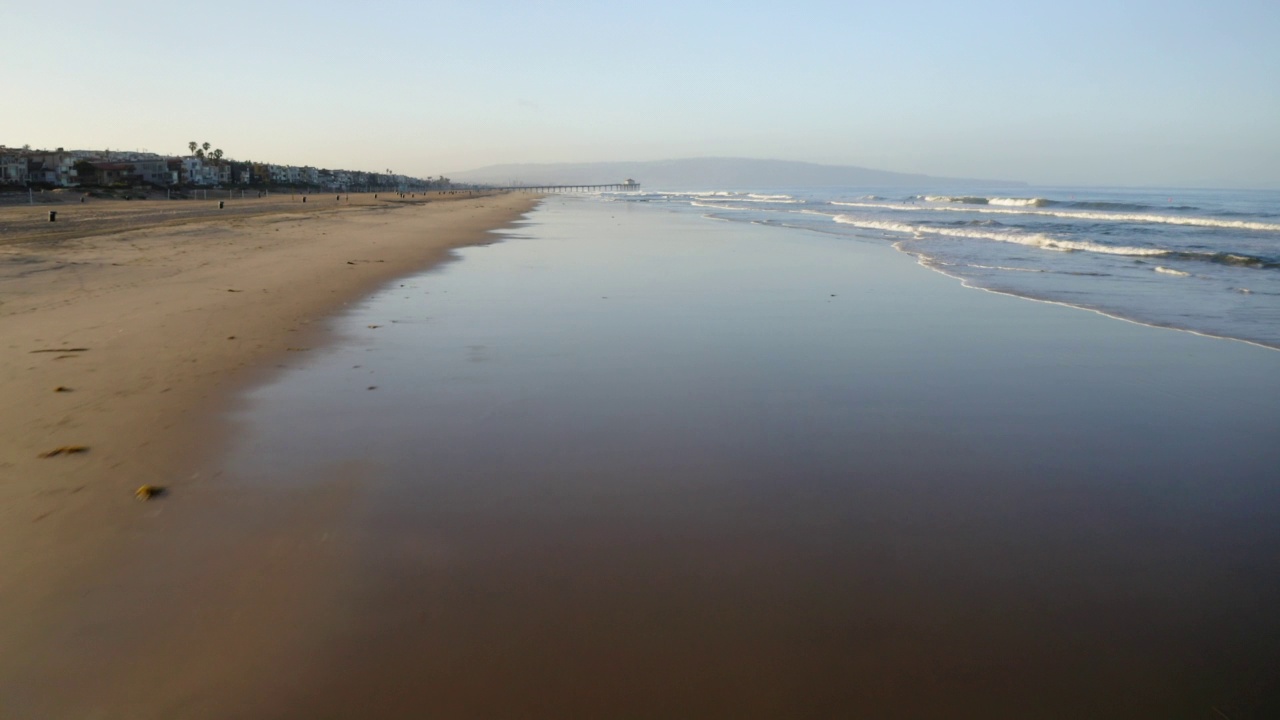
{"left": 181, "top": 157, "right": 203, "bottom": 184}
{"left": 181, "top": 157, "right": 220, "bottom": 185}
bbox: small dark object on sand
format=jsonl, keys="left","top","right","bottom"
{"left": 38, "top": 446, "right": 89, "bottom": 458}
{"left": 31, "top": 348, "right": 89, "bottom": 354}
{"left": 53, "top": 386, "right": 72, "bottom": 392}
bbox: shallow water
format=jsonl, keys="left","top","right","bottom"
{"left": 610, "top": 186, "right": 1280, "bottom": 350}
{"left": 223, "top": 197, "right": 1280, "bottom": 717}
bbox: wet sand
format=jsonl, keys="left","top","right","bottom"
{"left": 5, "top": 196, "right": 1280, "bottom": 718}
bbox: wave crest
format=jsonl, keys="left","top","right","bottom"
{"left": 831, "top": 200, "right": 1280, "bottom": 233}
{"left": 834, "top": 215, "right": 1172, "bottom": 257}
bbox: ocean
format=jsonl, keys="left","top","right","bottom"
{"left": 603, "top": 186, "right": 1280, "bottom": 351}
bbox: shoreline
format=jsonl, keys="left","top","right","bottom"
{"left": 0, "top": 193, "right": 541, "bottom": 685}
{"left": 899, "top": 240, "right": 1280, "bottom": 354}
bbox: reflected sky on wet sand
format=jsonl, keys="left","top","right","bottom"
{"left": 224, "top": 197, "right": 1280, "bottom": 718}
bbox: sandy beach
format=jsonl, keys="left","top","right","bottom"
{"left": 0, "top": 191, "right": 539, "bottom": 716}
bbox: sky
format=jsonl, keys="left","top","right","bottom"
{"left": 5, "top": 0, "right": 1279, "bottom": 187}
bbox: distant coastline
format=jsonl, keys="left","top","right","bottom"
{"left": 449, "top": 157, "right": 1027, "bottom": 190}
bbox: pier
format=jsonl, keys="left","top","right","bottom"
{"left": 496, "top": 180, "right": 640, "bottom": 193}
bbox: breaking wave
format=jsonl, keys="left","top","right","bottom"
{"left": 832, "top": 216, "right": 1169, "bottom": 256}
{"left": 680, "top": 191, "right": 801, "bottom": 203}
{"left": 914, "top": 195, "right": 1165, "bottom": 212}
{"left": 831, "top": 215, "right": 1280, "bottom": 269}
{"left": 832, "top": 200, "right": 1280, "bottom": 233}
{"left": 690, "top": 201, "right": 748, "bottom": 210}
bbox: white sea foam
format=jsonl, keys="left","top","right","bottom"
{"left": 963, "top": 263, "right": 1046, "bottom": 273}
{"left": 1154, "top": 266, "right": 1191, "bottom": 277}
{"left": 988, "top": 197, "right": 1051, "bottom": 207}
{"left": 675, "top": 191, "right": 803, "bottom": 204}
{"left": 921, "top": 195, "right": 1050, "bottom": 207}
{"left": 832, "top": 215, "right": 1171, "bottom": 256}
{"left": 830, "top": 201, "right": 1280, "bottom": 233}
{"left": 921, "top": 195, "right": 982, "bottom": 203}
{"left": 690, "top": 201, "right": 748, "bottom": 210}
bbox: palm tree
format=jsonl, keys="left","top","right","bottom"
{"left": 212, "top": 149, "right": 224, "bottom": 162}
{"left": 188, "top": 141, "right": 197, "bottom": 156}
{"left": 202, "top": 142, "right": 211, "bottom": 155}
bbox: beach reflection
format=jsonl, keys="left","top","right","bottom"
{"left": 224, "top": 197, "right": 1280, "bottom": 718}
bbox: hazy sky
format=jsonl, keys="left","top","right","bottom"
{"left": 6, "top": 0, "right": 1278, "bottom": 187}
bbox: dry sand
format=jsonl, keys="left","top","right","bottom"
{"left": 0, "top": 191, "right": 539, "bottom": 716}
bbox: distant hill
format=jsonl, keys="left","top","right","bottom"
{"left": 448, "top": 157, "right": 1024, "bottom": 190}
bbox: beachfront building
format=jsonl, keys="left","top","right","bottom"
{"left": 2, "top": 145, "right": 442, "bottom": 193}
{"left": 86, "top": 161, "right": 136, "bottom": 185}
{"left": 132, "top": 158, "right": 174, "bottom": 185}
{"left": 229, "top": 162, "right": 253, "bottom": 185}
{"left": 0, "top": 152, "right": 28, "bottom": 185}
{"left": 181, "top": 157, "right": 203, "bottom": 185}
{"left": 181, "top": 157, "right": 220, "bottom": 186}
{"left": 69, "top": 158, "right": 174, "bottom": 187}
{"left": 26, "top": 150, "right": 79, "bottom": 187}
